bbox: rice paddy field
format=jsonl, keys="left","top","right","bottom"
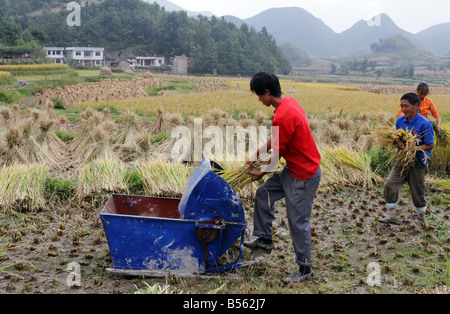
{"left": 0, "top": 72, "right": 449, "bottom": 295}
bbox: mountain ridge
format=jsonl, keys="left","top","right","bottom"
{"left": 6, "top": 0, "right": 450, "bottom": 58}
{"left": 219, "top": 7, "right": 450, "bottom": 57}
{"left": 144, "top": 0, "right": 214, "bottom": 17}
{"left": 147, "top": 1, "right": 448, "bottom": 58}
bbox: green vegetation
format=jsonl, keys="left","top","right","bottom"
{"left": 4, "top": 0, "right": 292, "bottom": 76}
{"left": 0, "top": 69, "right": 134, "bottom": 104}
{"left": 54, "top": 130, "right": 76, "bottom": 143}
{"left": 145, "top": 79, "right": 196, "bottom": 96}
{"left": 44, "top": 176, "right": 76, "bottom": 201}
{"left": 0, "top": 71, "right": 11, "bottom": 80}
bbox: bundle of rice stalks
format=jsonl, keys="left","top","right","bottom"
{"left": 74, "top": 154, "right": 128, "bottom": 201}
{"left": 318, "top": 153, "right": 341, "bottom": 192}
{"left": 69, "top": 109, "right": 118, "bottom": 166}
{"left": 74, "top": 123, "right": 117, "bottom": 166}
{"left": 35, "top": 118, "right": 66, "bottom": 163}
{"left": 0, "top": 112, "right": 67, "bottom": 170}
{"left": 430, "top": 144, "right": 450, "bottom": 174}
{"left": 433, "top": 121, "right": 449, "bottom": 147}
{"left": 26, "top": 108, "right": 44, "bottom": 124}
{"left": 208, "top": 159, "right": 256, "bottom": 199}
{"left": 114, "top": 111, "right": 144, "bottom": 161}
{"left": 0, "top": 163, "right": 48, "bottom": 212}
{"left": 373, "top": 123, "right": 426, "bottom": 174}
{"left": 3, "top": 127, "right": 27, "bottom": 166}
{"left": 218, "top": 153, "right": 273, "bottom": 192}
{"left": 19, "top": 120, "right": 61, "bottom": 170}
{"left": 11, "top": 104, "right": 21, "bottom": 124}
{"left": 151, "top": 109, "right": 165, "bottom": 134}
{"left": 116, "top": 111, "right": 143, "bottom": 145}
{"left": 135, "top": 159, "right": 193, "bottom": 198}
{"left": 319, "top": 124, "right": 345, "bottom": 145}
{"left": 0, "top": 106, "right": 11, "bottom": 128}
{"left": 131, "top": 133, "right": 174, "bottom": 163}
{"left": 320, "top": 145, "right": 381, "bottom": 191}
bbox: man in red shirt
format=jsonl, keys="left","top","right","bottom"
{"left": 244, "top": 72, "right": 322, "bottom": 284}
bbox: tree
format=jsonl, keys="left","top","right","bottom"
{"left": 11, "top": 0, "right": 292, "bottom": 76}
{"left": 330, "top": 63, "right": 337, "bottom": 74}
{"left": 0, "top": 6, "right": 23, "bottom": 46}
{"left": 408, "top": 65, "right": 414, "bottom": 79}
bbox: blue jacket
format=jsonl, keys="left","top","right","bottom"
{"left": 396, "top": 112, "right": 434, "bottom": 165}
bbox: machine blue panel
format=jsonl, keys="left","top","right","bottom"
{"left": 179, "top": 158, "right": 245, "bottom": 224}
{"left": 100, "top": 159, "right": 246, "bottom": 275}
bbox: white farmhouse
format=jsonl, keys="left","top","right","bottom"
{"left": 65, "top": 47, "right": 104, "bottom": 67}
{"left": 45, "top": 47, "right": 105, "bottom": 67}
{"left": 136, "top": 55, "right": 165, "bottom": 68}
{"left": 45, "top": 47, "right": 65, "bottom": 64}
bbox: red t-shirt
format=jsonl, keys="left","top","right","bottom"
{"left": 271, "top": 97, "right": 321, "bottom": 180}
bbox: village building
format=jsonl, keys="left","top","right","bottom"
{"left": 118, "top": 51, "right": 137, "bottom": 67}
{"left": 110, "top": 57, "right": 132, "bottom": 70}
{"left": 103, "top": 52, "right": 118, "bottom": 68}
{"left": 171, "top": 55, "right": 188, "bottom": 75}
{"left": 65, "top": 47, "right": 104, "bottom": 67}
{"left": 136, "top": 55, "right": 165, "bottom": 68}
{"left": 45, "top": 47, "right": 174, "bottom": 71}
{"left": 45, "top": 47, "right": 105, "bottom": 67}
{"left": 45, "top": 47, "right": 65, "bottom": 64}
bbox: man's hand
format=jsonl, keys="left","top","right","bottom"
{"left": 246, "top": 170, "right": 265, "bottom": 182}
{"left": 245, "top": 160, "right": 264, "bottom": 181}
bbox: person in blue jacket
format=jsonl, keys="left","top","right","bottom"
{"left": 380, "top": 93, "right": 435, "bottom": 225}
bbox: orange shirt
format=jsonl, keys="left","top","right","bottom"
{"left": 397, "top": 97, "right": 440, "bottom": 119}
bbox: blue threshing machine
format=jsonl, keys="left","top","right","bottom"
{"left": 100, "top": 159, "right": 252, "bottom": 278}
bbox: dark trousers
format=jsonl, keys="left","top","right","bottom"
{"left": 252, "top": 166, "right": 321, "bottom": 267}
{"left": 384, "top": 164, "right": 428, "bottom": 214}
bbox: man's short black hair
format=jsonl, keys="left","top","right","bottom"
{"left": 401, "top": 93, "right": 421, "bottom": 106}
{"left": 250, "top": 72, "right": 283, "bottom": 97}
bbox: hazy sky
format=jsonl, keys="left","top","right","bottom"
{"left": 168, "top": 0, "right": 450, "bottom": 34}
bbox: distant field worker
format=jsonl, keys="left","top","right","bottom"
{"left": 397, "top": 82, "right": 441, "bottom": 131}
{"left": 244, "top": 72, "right": 322, "bottom": 284}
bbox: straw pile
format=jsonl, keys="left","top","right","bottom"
{"left": 320, "top": 145, "right": 381, "bottom": 191}
{"left": 74, "top": 154, "right": 128, "bottom": 201}
{"left": 135, "top": 159, "right": 193, "bottom": 198}
{"left": 0, "top": 106, "right": 67, "bottom": 171}
{"left": 37, "top": 78, "right": 159, "bottom": 109}
{"left": 68, "top": 108, "right": 118, "bottom": 167}
{"left": 0, "top": 163, "right": 48, "bottom": 211}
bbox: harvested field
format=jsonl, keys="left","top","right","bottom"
{"left": 0, "top": 75, "right": 449, "bottom": 295}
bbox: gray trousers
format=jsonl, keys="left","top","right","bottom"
{"left": 384, "top": 164, "right": 428, "bottom": 214}
{"left": 253, "top": 166, "right": 321, "bottom": 267}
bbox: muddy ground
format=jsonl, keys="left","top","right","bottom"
{"left": 0, "top": 183, "right": 449, "bottom": 294}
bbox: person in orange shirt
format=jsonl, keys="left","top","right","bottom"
{"left": 397, "top": 82, "right": 441, "bottom": 131}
